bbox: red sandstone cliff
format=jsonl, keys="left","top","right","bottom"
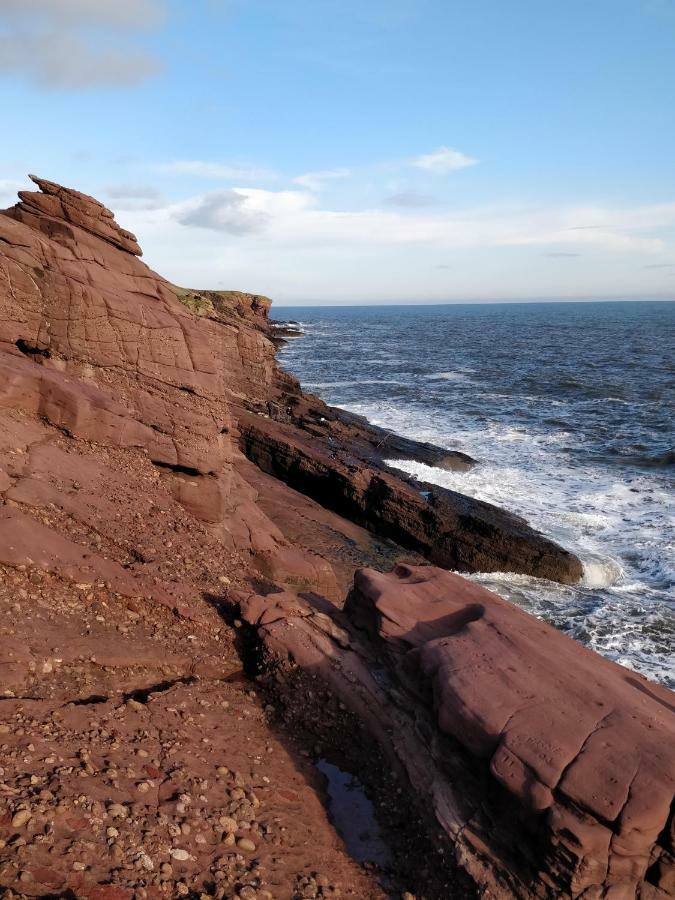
{"left": 0, "top": 178, "right": 671, "bottom": 899}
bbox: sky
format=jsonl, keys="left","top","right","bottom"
{"left": 1, "top": 0, "right": 675, "bottom": 304}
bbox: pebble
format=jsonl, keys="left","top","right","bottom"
{"left": 137, "top": 851, "right": 154, "bottom": 870}
{"left": 170, "top": 848, "right": 191, "bottom": 861}
{"left": 11, "top": 809, "right": 31, "bottom": 828}
{"left": 237, "top": 838, "right": 256, "bottom": 852}
{"left": 218, "top": 815, "right": 238, "bottom": 833}
{"left": 108, "top": 803, "right": 129, "bottom": 819}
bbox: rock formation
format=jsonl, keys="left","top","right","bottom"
{"left": 0, "top": 177, "right": 671, "bottom": 899}
{"left": 240, "top": 566, "right": 675, "bottom": 899}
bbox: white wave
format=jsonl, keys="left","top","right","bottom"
{"left": 305, "top": 379, "right": 406, "bottom": 389}
{"left": 426, "top": 371, "right": 471, "bottom": 382}
{"left": 581, "top": 558, "right": 624, "bottom": 588}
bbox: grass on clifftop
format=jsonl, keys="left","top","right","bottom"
{"left": 173, "top": 286, "right": 273, "bottom": 328}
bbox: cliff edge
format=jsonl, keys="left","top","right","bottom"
{"left": 0, "top": 178, "right": 671, "bottom": 900}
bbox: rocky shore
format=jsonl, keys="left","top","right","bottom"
{"left": 0, "top": 177, "right": 672, "bottom": 899}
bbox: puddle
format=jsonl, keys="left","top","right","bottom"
{"left": 316, "top": 759, "right": 391, "bottom": 867}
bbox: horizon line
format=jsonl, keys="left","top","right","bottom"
{"left": 272, "top": 296, "right": 675, "bottom": 308}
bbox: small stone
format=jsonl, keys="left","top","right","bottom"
{"left": 108, "top": 803, "right": 129, "bottom": 819}
{"left": 137, "top": 851, "right": 154, "bottom": 870}
{"left": 72, "top": 861, "right": 86, "bottom": 871}
{"left": 11, "top": 809, "right": 32, "bottom": 828}
{"left": 239, "top": 888, "right": 257, "bottom": 900}
{"left": 170, "top": 848, "right": 191, "bottom": 861}
{"left": 237, "top": 838, "right": 256, "bottom": 852}
{"left": 222, "top": 831, "right": 235, "bottom": 847}
{"left": 218, "top": 816, "right": 238, "bottom": 833}
{"left": 106, "top": 826, "right": 119, "bottom": 838}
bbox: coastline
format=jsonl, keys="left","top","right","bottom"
{"left": 0, "top": 178, "right": 673, "bottom": 899}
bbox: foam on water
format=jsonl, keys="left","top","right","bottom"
{"left": 276, "top": 301, "right": 675, "bottom": 687}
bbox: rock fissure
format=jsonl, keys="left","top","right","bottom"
{"left": 0, "top": 177, "right": 671, "bottom": 900}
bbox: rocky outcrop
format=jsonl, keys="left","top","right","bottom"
{"left": 241, "top": 565, "right": 675, "bottom": 899}
{"left": 0, "top": 177, "right": 670, "bottom": 899}
{"left": 8, "top": 174, "right": 143, "bottom": 256}
{"left": 238, "top": 411, "right": 583, "bottom": 583}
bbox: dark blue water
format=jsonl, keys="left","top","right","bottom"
{"left": 276, "top": 301, "right": 675, "bottom": 686}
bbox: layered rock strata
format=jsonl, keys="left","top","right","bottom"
{"left": 240, "top": 566, "right": 675, "bottom": 899}
{"left": 0, "top": 177, "right": 670, "bottom": 899}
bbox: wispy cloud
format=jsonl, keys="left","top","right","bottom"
{"left": 0, "top": 0, "right": 165, "bottom": 28}
{"left": 0, "top": 0, "right": 165, "bottom": 88}
{"left": 105, "top": 183, "right": 165, "bottom": 210}
{"left": 643, "top": 262, "right": 675, "bottom": 269}
{"left": 106, "top": 183, "right": 163, "bottom": 201}
{"left": 0, "top": 177, "right": 29, "bottom": 197}
{"left": 293, "top": 168, "right": 351, "bottom": 192}
{"left": 146, "top": 187, "right": 673, "bottom": 257}
{"left": 384, "top": 190, "right": 437, "bottom": 208}
{"left": 153, "top": 160, "right": 275, "bottom": 182}
{"left": 544, "top": 251, "right": 582, "bottom": 258}
{"left": 412, "top": 146, "right": 478, "bottom": 174}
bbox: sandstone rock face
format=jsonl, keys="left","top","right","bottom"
{"left": 0, "top": 176, "right": 317, "bottom": 588}
{"left": 1, "top": 177, "right": 669, "bottom": 899}
{"left": 238, "top": 411, "right": 583, "bottom": 583}
{"left": 243, "top": 565, "right": 675, "bottom": 899}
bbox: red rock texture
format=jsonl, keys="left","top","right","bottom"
{"left": 0, "top": 177, "right": 671, "bottom": 899}
{"left": 242, "top": 566, "right": 675, "bottom": 899}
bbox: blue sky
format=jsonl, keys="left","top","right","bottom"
{"left": 1, "top": 0, "right": 675, "bottom": 303}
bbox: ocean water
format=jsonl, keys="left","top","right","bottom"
{"left": 276, "top": 301, "right": 675, "bottom": 687}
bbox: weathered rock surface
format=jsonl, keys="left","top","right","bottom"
{"left": 0, "top": 177, "right": 670, "bottom": 899}
{"left": 241, "top": 565, "right": 675, "bottom": 899}
{"left": 238, "top": 411, "right": 583, "bottom": 583}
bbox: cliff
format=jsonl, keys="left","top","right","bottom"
{"left": 0, "top": 178, "right": 671, "bottom": 900}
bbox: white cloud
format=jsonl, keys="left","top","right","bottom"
{"left": 153, "top": 160, "right": 275, "bottom": 182}
{"left": 106, "top": 184, "right": 163, "bottom": 201}
{"left": 0, "top": 0, "right": 164, "bottom": 28}
{"left": 138, "top": 186, "right": 673, "bottom": 257}
{"left": 0, "top": 177, "right": 28, "bottom": 197}
{"left": 174, "top": 189, "right": 271, "bottom": 235}
{"left": 384, "top": 190, "right": 437, "bottom": 208}
{"left": 119, "top": 190, "right": 675, "bottom": 301}
{"left": 0, "top": 0, "right": 164, "bottom": 88}
{"left": 293, "top": 168, "right": 351, "bottom": 192}
{"left": 412, "top": 146, "right": 478, "bottom": 173}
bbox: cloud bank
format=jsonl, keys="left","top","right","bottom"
{"left": 0, "top": 0, "right": 164, "bottom": 88}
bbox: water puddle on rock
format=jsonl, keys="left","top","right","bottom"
{"left": 316, "top": 759, "right": 391, "bottom": 867}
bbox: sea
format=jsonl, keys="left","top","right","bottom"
{"left": 275, "top": 300, "right": 675, "bottom": 688}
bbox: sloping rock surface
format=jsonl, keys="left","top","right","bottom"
{"left": 0, "top": 177, "right": 670, "bottom": 899}
{"left": 242, "top": 565, "right": 675, "bottom": 899}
